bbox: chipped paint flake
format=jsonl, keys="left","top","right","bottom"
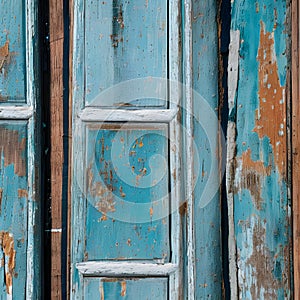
{"left": 255, "top": 21, "right": 286, "bottom": 177}
{"left": 0, "top": 232, "right": 16, "bottom": 295}
{"left": 0, "top": 127, "right": 26, "bottom": 177}
{"left": 235, "top": 149, "right": 271, "bottom": 210}
{"left": 87, "top": 165, "right": 116, "bottom": 214}
{"left": 121, "top": 281, "right": 126, "bottom": 297}
{"left": 18, "top": 189, "right": 28, "bottom": 198}
{"left": 237, "top": 216, "right": 282, "bottom": 299}
{"left": 0, "top": 39, "right": 10, "bottom": 74}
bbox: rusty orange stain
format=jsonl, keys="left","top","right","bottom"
{"left": 150, "top": 207, "right": 153, "bottom": 217}
{"left": 254, "top": 21, "right": 286, "bottom": 178}
{"left": 0, "top": 39, "right": 10, "bottom": 74}
{"left": 0, "top": 128, "right": 26, "bottom": 176}
{"left": 99, "top": 215, "right": 108, "bottom": 222}
{"left": 119, "top": 186, "right": 126, "bottom": 198}
{"left": 87, "top": 165, "right": 116, "bottom": 214}
{"left": 121, "top": 281, "right": 127, "bottom": 297}
{"left": 172, "top": 169, "right": 176, "bottom": 181}
{"left": 18, "top": 189, "right": 28, "bottom": 198}
{"left": 0, "top": 231, "right": 16, "bottom": 295}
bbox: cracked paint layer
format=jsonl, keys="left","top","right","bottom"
{"left": 235, "top": 149, "right": 271, "bottom": 210}
{"left": 229, "top": 0, "right": 291, "bottom": 298}
{"left": 255, "top": 21, "right": 286, "bottom": 178}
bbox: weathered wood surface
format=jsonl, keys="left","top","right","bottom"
{"left": 292, "top": 0, "right": 300, "bottom": 298}
{"left": 229, "top": 0, "right": 292, "bottom": 298}
{"left": 0, "top": 0, "right": 40, "bottom": 298}
{"left": 0, "top": 0, "right": 26, "bottom": 102}
{"left": 50, "top": 0, "right": 64, "bottom": 298}
{"left": 191, "top": 0, "right": 223, "bottom": 298}
{"left": 0, "top": 122, "right": 28, "bottom": 298}
{"left": 84, "top": 277, "right": 168, "bottom": 299}
{"left": 71, "top": 0, "right": 183, "bottom": 298}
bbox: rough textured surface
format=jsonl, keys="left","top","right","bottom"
{"left": 191, "top": 0, "right": 223, "bottom": 297}
{"left": 0, "top": 0, "right": 26, "bottom": 102}
{"left": 49, "top": 0, "right": 64, "bottom": 297}
{"left": 229, "top": 0, "right": 291, "bottom": 298}
{"left": 0, "top": 122, "right": 28, "bottom": 299}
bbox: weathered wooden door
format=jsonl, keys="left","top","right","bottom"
{"left": 70, "top": 0, "right": 222, "bottom": 299}
{"left": 0, "top": 0, "right": 40, "bottom": 298}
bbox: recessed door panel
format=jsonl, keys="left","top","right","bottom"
{"left": 84, "top": 277, "right": 168, "bottom": 299}
{"left": 0, "top": 0, "right": 26, "bottom": 102}
{"left": 0, "top": 122, "right": 28, "bottom": 298}
{"left": 84, "top": 0, "right": 168, "bottom": 107}
{"left": 85, "top": 124, "right": 170, "bottom": 260}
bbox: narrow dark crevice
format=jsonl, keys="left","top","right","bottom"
{"left": 218, "top": 0, "right": 231, "bottom": 299}
{"left": 39, "top": 0, "right": 51, "bottom": 298}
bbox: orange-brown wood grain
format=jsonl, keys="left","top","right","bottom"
{"left": 50, "top": 0, "right": 64, "bottom": 298}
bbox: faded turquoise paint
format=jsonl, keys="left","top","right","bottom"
{"left": 191, "top": 0, "right": 223, "bottom": 297}
{"left": 85, "top": 125, "right": 170, "bottom": 260}
{"left": 72, "top": 0, "right": 222, "bottom": 298}
{"left": 231, "top": 0, "right": 291, "bottom": 298}
{"left": 84, "top": 0, "right": 167, "bottom": 107}
{"left": 0, "top": 122, "right": 27, "bottom": 298}
{"left": 0, "top": 0, "right": 26, "bottom": 102}
{"left": 0, "top": 0, "right": 40, "bottom": 298}
{"left": 84, "top": 277, "right": 168, "bottom": 299}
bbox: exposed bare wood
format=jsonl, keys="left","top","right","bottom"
{"left": 226, "top": 29, "right": 240, "bottom": 299}
{"left": 292, "top": 0, "right": 300, "bottom": 298}
{"left": 49, "top": 0, "right": 64, "bottom": 298}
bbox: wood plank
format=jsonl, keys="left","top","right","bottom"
{"left": 191, "top": 0, "right": 223, "bottom": 298}
{"left": 229, "top": 0, "right": 292, "bottom": 298}
{"left": 49, "top": 0, "right": 64, "bottom": 298}
{"left": 292, "top": 0, "right": 300, "bottom": 298}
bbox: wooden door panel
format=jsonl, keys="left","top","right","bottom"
{"left": 84, "top": 277, "right": 168, "bottom": 299}
{"left": 0, "top": 122, "right": 28, "bottom": 297}
{"left": 72, "top": 0, "right": 182, "bottom": 298}
{"left": 84, "top": 0, "right": 168, "bottom": 107}
{"left": 0, "top": 0, "right": 40, "bottom": 298}
{"left": 85, "top": 124, "right": 170, "bottom": 261}
{"left": 0, "top": 0, "right": 26, "bottom": 102}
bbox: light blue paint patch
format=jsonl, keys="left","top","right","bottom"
{"left": 84, "top": 277, "right": 168, "bottom": 299}
{"left": 84, "top": 0, "right": 167, "bottom": 107}
{"left": 0, "top": 0, "right": 26, "bottom": 102}
{"left": 85, "top": 125, "right": 170, "bottom": 260}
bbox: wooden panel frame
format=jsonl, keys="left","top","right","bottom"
{"left": 292, "top": 0, "right": 300, "bottom": 298}
{"left": 70, "top": 0, "right": 183, "bottom": 298}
